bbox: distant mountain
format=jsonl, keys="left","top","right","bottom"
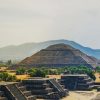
{"left": 20, "top": 43, "right": 98, "bottom": 68}
{"left": 0, "top": 39, "right": 100, "bottom": 61}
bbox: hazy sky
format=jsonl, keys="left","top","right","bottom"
{"left": 0, "top": 0, "right": 100, "bottom": 49}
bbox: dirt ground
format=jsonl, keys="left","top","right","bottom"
{"left": 62, "top": 91, "right": 100, "bottom": 100}
{"left": 37, "top": 91, "right": 100, "bottom": 100}
{"left": 47, "top": 75, "right": 61, "bottom": 79}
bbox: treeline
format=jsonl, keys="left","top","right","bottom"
{"left": 16, "top": 67, "right": 60, "bottom": 77}
{"left": 0, "top": 60, "right": 18, "bottom": 67}
{"left": 1, "top": 65, "right": 100, "bottom": 82}
{"left": 63, "top": 66, "right": 96, "bottom": 80}
{"left": 16, "top": 66, "right": 98, "bottom": 80}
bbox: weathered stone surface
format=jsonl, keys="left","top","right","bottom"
{"left": 20, "top": 44, "right": 98, "bottom": 68}
{"left": 60, "top": 74, "right": 94, "bottom": 90}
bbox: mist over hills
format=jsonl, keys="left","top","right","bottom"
{"left": 0, "top": 39, "right": 100, "bottom": 61}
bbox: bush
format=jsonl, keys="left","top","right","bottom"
{"left": 16, "top": 68, "right": 26, "bottom": 75}
{"left": 0, "top": 72, "right": 16, "bottom": 82}
{"left": 28, "top": 69, "right": 46, "bottom": 77}
{"left": 63, "top": 66, "right": 96, "bottom": 80}
{"left": 96, "top": 66, "right": 100, "bottom": 73}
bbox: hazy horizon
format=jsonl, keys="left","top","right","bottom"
{"left": 0, "top": 0, "right": 100, "bottom": 49}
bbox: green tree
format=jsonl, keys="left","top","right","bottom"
{"left": 29, "top": 69, "right": 46, "bottom": 77}
{"left": 27, "top": 68, "right": 36, "bottom": 76}
{"left": 6, "top": 60, "right": 12, "bottom": 66}
{"left": 16, "top": 68, "right": 26, "bottom": 75}
{"left": 96, "top": 66, "right": 100, "bottom": 73}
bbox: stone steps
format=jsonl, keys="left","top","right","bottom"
{"left": 0, "top": 91, "right": 8, "bottom": 100}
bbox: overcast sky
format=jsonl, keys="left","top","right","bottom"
{"left": 0, "top": 0, "right": 100, "bottom": 49}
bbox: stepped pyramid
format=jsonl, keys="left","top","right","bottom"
{"left": 20, "top": 44, "right": 98, "bottom": 68}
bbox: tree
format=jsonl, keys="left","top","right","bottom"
{"left": 16, "top": 68, "right": 26, "bottom": 75}
{"left": 63, "top": 66, "right": 96, "bottom": 80}
{"left": 27, "top": 68, "right": 36, "bottom": 76}
{"left": 48, "top": 69, "right": 58, "bottom": 75}
{"left": 28, "top": 69, "right": 46, "bottom": 77}
{"left": 6, "top": 60, "right": 12, "bottom": 66}
{"left": 87, "top": 71, "right": 96, "bottom": 80}
{"left": 96, "top": 66, "right": 100, "bottom": 73}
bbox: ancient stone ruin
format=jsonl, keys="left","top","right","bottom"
{"left": 60, "top": 74, "right": 94, "bottom": 90}
{"left": 0, "top": 78, "right": 68, "bottom": 100}
{"left": 20, "top": 44, "right": 98, "bottom": 68}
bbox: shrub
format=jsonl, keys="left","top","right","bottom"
{"left": 0, "top": 72, "right": 16, "bottom": 82}
{"left": 28, "top": 69, "right": 46, "bottom": 77}
{"left": 16, "top": 68, "right": 26, "bottom": 75}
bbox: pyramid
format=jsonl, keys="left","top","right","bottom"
{"left": 20, "top": 44, "right": 98, "bottom": 68}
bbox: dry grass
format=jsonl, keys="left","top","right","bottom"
{"left": 47, "top": 75, "right": 61, "bottom": 79}
{"left": 95, "top": 73, "right": 100, "bottom": 82}
{"left": 16, "top": 75, "right": 30, "bottom": 80}
{"left": 0, "top": 67, "right": 7, "bottom": 71}
{"left": 8, "top": 72, "right": 29, "bottom": 80}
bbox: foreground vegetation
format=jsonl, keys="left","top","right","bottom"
{"left": 0, "top": 72, "right": 16, "bottom": 82}
{"left": 15, "top": 66, "right": 98, "bottom": 80}
{"left": 1, "top": 63, "right": 100, "bottom": 81}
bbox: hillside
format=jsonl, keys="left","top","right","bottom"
{"left": 0, "top": 39, "right": 100, "bottom": 61}
{"left": 20, "top": 44, "right": 99, "bottom": 68}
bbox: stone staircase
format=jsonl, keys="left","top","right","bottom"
{"left": 0, "top": 91, "right": 8, "bottom": 100}
{"left": 6, "top": 83, "right": 36, "bottom": 100}
{"left": 0, "top": 78, "right": 68, "bottom": 100}
{"left": 49, "top": 79, "right": 67, "bottom": 97}
{"left": 6, "top": 84, "right": 26, "bottom": 100}
{"left": 16, "top": 83, "right": 36, "bottom": 100}
{"left": 22, "top": 78, "right": 69, "bottom": 99}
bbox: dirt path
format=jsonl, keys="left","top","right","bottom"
{"left": 62, "top": 91, "right": 100, "bottom": 100}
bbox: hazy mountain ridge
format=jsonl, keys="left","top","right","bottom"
{"left": 0, "top": 39, "right": 100, "bottom": 61}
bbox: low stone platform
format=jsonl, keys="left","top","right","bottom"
{"left": 60, "top": 74, "right": 94, "bottom": 90}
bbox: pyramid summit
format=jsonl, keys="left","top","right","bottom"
{"left": 45, "top": 43, "right": 75, "bottom": 50}
{"left": 20, "top": 44, "right": 98, "bottom": 68}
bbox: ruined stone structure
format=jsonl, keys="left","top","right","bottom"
{"left": 60, "top": 74, "right": 94, "bottom": 90}
{"left": 20, "top": 44, "right": 98, "bottom": 68}
{"left": 0, "top": 82, "right": 36, "bottom": 100}
{"left": 22, "top": 78, "right": 68, "bottom": 99}
{"left": 0, "top": 78, "right": 68, "bottom": 100}
{"left": 94, "top": 82, "right": 100, "bottom": 91}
